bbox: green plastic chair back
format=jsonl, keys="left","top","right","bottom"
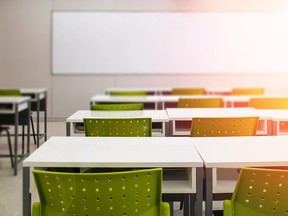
{"left": 0, "top": 89, "right": 21, "bottom": 96}
{"left": 91, "top": 103, "right": 144, "bottom": 111}
{"left": 231, "top": 88, "right": 264, "bottom": 95}
{"left": 224, "top": 167, "right": 288, "bottom": 216}
{"left": 190, "top": 117, "right": 259, "bottom": 137}
{"left": 177, "top": 98, "right": 223, "bottom": 108}
{"left": 32, "top": 168, "right": 170, "bottom": 216}
{"left": 248, "top": 97, "right": 288, "bottom": 109}
{"left": 171, "top": 88, "right": 205, "bottom": 95}
{"left": 84, "top": 118, "right": 152, "bottom": 137}
{"left": 110, "top": 91, "right": 147, "bottom": 96}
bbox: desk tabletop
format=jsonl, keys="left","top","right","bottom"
{"left": 166, "top": 107, "right": 258, "bottom": 120}
{"left": 23, "top": 136, "right": 203, "bottom": 168}
{"left": 66, "top": 110, "right": 169, "bottom": 122}
{"left": 256, "top": 109, "right": 288, "bottom": 120}
{"left": 90, "top": 94, "right": 160, "bottom": 102}
{"left": 20, "top": 88, "right": 47, "bottom": 94}
{"left": 193, "top": 136, "right": 288, "bottom": 168}
{"left": 0, "top": 96, "right": 30, "bottom": 104}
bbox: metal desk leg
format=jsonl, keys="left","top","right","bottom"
{"left": 66, "top": 122, "right": 71, "bottom": 136}
{"left": 44, "top": 92, "right": 47, "bottom": 141}
{"left": 14, "top": 104, "right": 19, "bottom": 176}
{"left": 36, "top": 94, "right": 40, "bottom": 147}
{"left": 205, "top": 167, "right": 213, "bottom": 216}
{"left": 23, "top": 167, "right": 31, "bottom": 216}
{"left": 196, "top": 167, "right": 203, "bottom": 216}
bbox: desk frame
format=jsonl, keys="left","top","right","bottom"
{"left": 0, "top": 97, "right": 31, "bottom": 175}
{"left": 23, "top": 136, "right": 203, "bottom": 216}
{"left": 21, "top": 89, "right": 47, "bottom": 147}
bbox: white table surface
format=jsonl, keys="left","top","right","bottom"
{"left": 193, "top": 135, "right": 288, "bottom": 216}
{"left": 90, "top": 94, "right": 160, "bottom": 103}
{"left": 166, "top": 107, "right": 258, "bottom": 120}
{"left": 66, "top": 110, "right": 169, "bottom": 122}
{"left": 24, "top": 136, "right": 203, "bottom": 168}
{"left": 256, "top": 109, "right": 288, "bottom": 121}
{"left": 193, "top": 135, "right": 288, "bottom": 168}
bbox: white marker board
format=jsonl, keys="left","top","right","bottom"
{"left": 52, "top": 12, "right": 288, "bottom": 74}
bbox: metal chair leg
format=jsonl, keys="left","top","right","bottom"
{"left": 2, "top": 128, "right": 14, "bottom": 168}
{"left": 30, "top": 115, "right": 36, "bottom": 145}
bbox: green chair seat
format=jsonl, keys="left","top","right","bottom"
{"left": 224, "top": 167, "right": 288, "bottom": 216}
{"left": 91, "top": 103, "right": 144, "bottom": 111}
{"left": 84, "top": 118, "right": 152, "bottom": 137}
{"left": 32, "top": 168, "right": 170, "bottom": 216}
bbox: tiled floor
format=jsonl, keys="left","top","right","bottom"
{"left": 0, "top": 121, "right": 222, "bottom": 216}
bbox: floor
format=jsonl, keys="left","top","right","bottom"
{"left": 0, "top": 121, "right": 222, "bottom": 216}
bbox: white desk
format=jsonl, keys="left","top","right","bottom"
{"left": 166, "top": 108, "right": 258, "bottom": 136}
{"left": 90, "top": 94, "right": 161, "bottom": 110}
{"left": 159, "top": 95, "right": 287, "bottom": 109}
{"left": 105, "top": 87, "right": 171, "bottom": 95}
{"left": 66, "top": 110, "right": 170, "bottom": 137}
{"left": 20, "top": 88, "right": 47, "bottom": 147}
{"left": 257, "top": 109, "right": 288, "bottom": 135}
{"left": 193, "top": 135, "right": 288, "bottom": 216}
{"left": 0, "top": 96, "right": 31, "bottom": 175}
{"left": 106, "top": 87, "right": 233, "bottom": 96}
{"left": 23, "top": 136, "right": 203, "bottom": 216}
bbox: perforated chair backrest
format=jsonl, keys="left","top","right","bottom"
{"left": 0, "top": 89, "right": 21, "bottom": 96}
{"left": 91, "top": 103, "right": 144, "bottom": 111}
{"left": 84, "top": 118, "right": 152, "bottom": 137}
{"left": 190, "top": 117, "right": 259, "bottom": 137}
{"left": 172, "top": 88, "right": 205, "bottom": 95}
{"left": 229, "top": 167, "right": 288, "bottom": 216}
{"left": 32, "top": 168, "right": 163, "bottom": 216}
{"left": 109, "top": 91, "right": 147, "bottom": 96}
{"left": 177, "top": 98, "right": 223, "bottom": 108}
{"left": 231, "top": 88, "right": 264, "bottom": 95}
{"left": 248, "top": 97, "right": 288, "bottom": 109}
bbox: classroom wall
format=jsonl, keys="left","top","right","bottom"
{"left": 1, "top": 0, "right": 288, "bottom": 118}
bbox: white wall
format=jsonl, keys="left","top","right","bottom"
{"left": 1, "top": 0, "right": 288, "bottom": 117}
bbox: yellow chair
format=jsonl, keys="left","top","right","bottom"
{"left": 32, "top": 168, "right": 170, "bottom": 216}
{"left": 248, "top": 97, "right": 288, "bottom": 109}
{"left": 224, "top": 167, "right": 288, "bottom": 216}
{"left": 84, "top": 118, "right": 152, "bottom": 137}
{"left": 190, "top": 117, "right": 259, "bottom": 137}
{"left": 171, "top": 88, "right": 205, "bottom": 95}
{"left": 109, "top": 91, "right": 147, "bottom": 96}
{"left": 177, "top": 98, "right": 222, "bottom": 108}
{"left": 91, "top": 103, "right": 144, "bottom": 110}
{"left": 231, "top": 88, "right": 264, "bottom": 95}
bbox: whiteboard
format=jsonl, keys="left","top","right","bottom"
{"left": 52, "top": 12, "right": 288, "bottom": 74}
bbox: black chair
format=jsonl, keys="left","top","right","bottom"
{"left": 0, "top": 126, "right": 14, "bottom": 168}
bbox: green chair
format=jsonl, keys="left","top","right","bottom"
{"left": 0, "top": 89, "right": 36, "bottom": 145}
{"left": 177, "top": 98, "right": 223, "bottom": 108}
{"left": 32, "top": 168, "right": 170, "bottom": 216}
{"left": 190, "top": 116, "right": 259, "bottom": 137}
{"left": 224, "top": 167, "right": 288, "bottom": 216}
{"left": 91, "top": 103, "right": 144, "bottom": 111}
{"left": 171, "top": 88, "right": 205, "bottom": 95}
{"left": 84, "top": 118, "right": 152, "bottom": 137}
{"left": 248, "top": 97, "right": 288, "bottom": 109}
{"left": 231, "top": 88, "right": 264, "bottom": 95}
{"left": 109, "top": 91, "right": 147, "bottom": 96}
{"left": 190, "top": 116, "right": 259, "bottom": 215}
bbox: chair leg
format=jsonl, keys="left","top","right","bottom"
{"left": 5, "top": 129, "right": 14, "bottom": 168}
{"left": 30, "top": 115, "right": 36, "bottom": 145}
